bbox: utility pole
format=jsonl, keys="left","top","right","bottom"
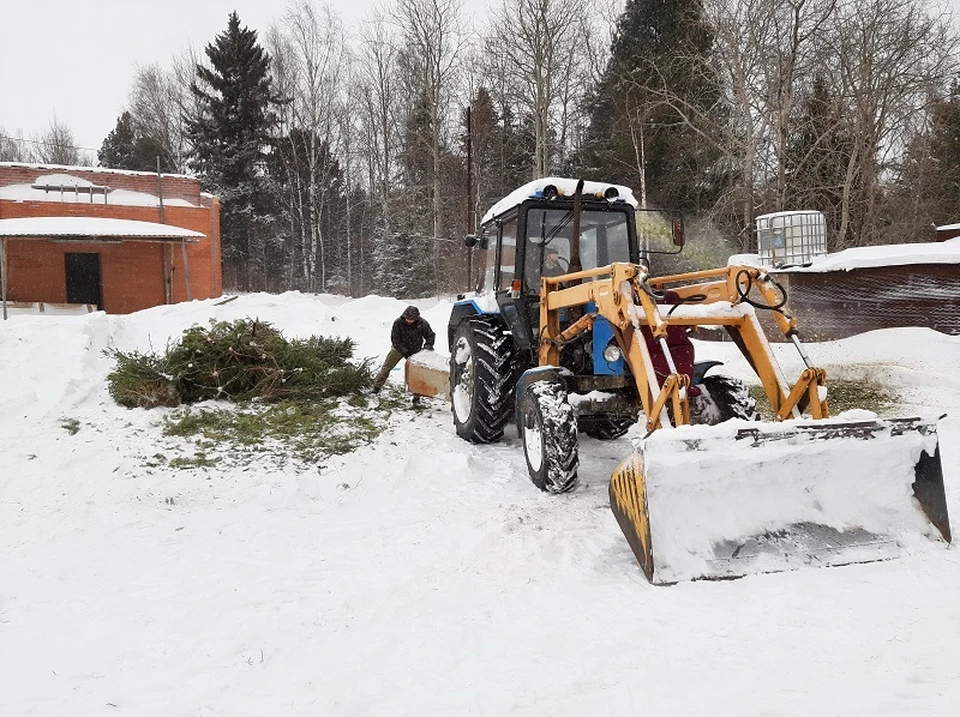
{"left": 465, "top": 105, "right": 474, "bottom": 293}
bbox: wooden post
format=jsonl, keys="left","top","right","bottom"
{"left": 1, "top": 237, "right": 8, "bottom": 320}
{"left": 180, "top": 239, "right": 193, "bottom": 301}
{"left": 156, "top": 156, "right": 173, "bottom": 304}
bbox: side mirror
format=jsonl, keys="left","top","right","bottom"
{"left": 672, "top": 217, "right": 685, "bottom": 248}
{"left": 465, "top": 231, "right": 489, "bottom": 249}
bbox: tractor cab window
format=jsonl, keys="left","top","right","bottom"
{"left": 482, "top": 228, "right": 497, "bottom": 292}
{"left": 579, "top": 211, "right": 631, "bottom": 272}
{"left": 524, "top": 207, "right": 572, "bottom": 292}
{"left": 496, "top": 216, "right": 518, "bottom": 291}
{"left": 524, "top": 206, "right": 631, "bottom": 290}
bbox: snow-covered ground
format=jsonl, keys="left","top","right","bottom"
{"left": 1, "top": 292, "right": 958, "bottom": 716}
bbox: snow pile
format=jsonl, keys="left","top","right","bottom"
{"left": 793, "top": 238, "right": 960, "bottom": 272}
{"left": 731, "top": 238, "right": 960, "bottom": 272}
{"left": 0, "top": 216, "right": 203, "bottom": 238}
{"left": 406, "top": 348, "right": 449, "bottom": 372}
{"left": 0, "top": 171, "right": 199, "bottom": 207}
{"left": 34, "top": 172, "right": 97, "bottom": 188}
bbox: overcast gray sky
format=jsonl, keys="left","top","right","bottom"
{"left": 0, "top": 0, "right": 391, "bottom": 152}
{"left": 1, "top": 0, "right": 959, "bottom": 157}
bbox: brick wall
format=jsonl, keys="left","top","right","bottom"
{"left": 0, "top": 163, "right": 201, "bottom": 205}
{"left": 0, "top": 164, "right": 222, "bottom": 314}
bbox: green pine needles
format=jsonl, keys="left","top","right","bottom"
{"left": 107, "top": 318, "right": 372, "bottom": 408}
{"left": 105, "top": 318, "right": 407, "bottom": 469}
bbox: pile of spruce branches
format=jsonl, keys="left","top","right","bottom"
{"left": 107, "top": 318, "right": 372, "bottom": 408}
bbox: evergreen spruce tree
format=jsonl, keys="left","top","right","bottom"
{"left": 99, "top": 111, "right": 176, "bottom": 172}
{"left": 887, "top": 82, "right": 960, "bottom": 244}
{"left": 580, "top": 0, "right": 725, "bottom": 212}
{"left": 187, "top": 12, "right": 282, "bottom": 291}
{"left": 468, "top": 87, "right": 533, "bottom": 213}
{"left": 98, "top": 112, "right": 138, "bottom": 170}
{"left": 371, "top": 90, "right": 439, "bottom": 298}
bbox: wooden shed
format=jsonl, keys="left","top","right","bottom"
{"left": 722, "top": 239, "right": 960, "bottom": 341}
{"left": 0, "top": 162, "right": 221, "bottom": 317}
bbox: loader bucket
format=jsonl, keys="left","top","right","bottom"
{"left": 609, "top": 416, "right": 950, "bottom": 584}
{"left": 404, "top": 351, "right": 451, "bottom": 400}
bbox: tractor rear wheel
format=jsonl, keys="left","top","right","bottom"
{"left": 691, "top": 374, "right": 760, "bottom": 424}
{"left": 519, "top": 381, "right": 579, "bottom": 494}
{"left": 450, "top": 317, "right": 516, "bottom": 443}
{"left": 581, "top": 416, "right": 634, "bottom": 440}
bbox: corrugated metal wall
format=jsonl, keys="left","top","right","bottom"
{"left": 769, "top": 265, "right": 959, "bottom": 341}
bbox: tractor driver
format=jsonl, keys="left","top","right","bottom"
{"left": 543, "top": 246, "right": 566, "bottom": 277}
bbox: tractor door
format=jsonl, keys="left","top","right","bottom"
{"left": 492, "top": 212, "right": 537, "bottom": 351}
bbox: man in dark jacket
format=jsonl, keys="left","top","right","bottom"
{"left": 372, "top": 305, "right": 436, "bottom": 393}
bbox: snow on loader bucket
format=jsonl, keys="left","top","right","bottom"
{"left": 610, "top": 415, "right": 950, "bottom": 584}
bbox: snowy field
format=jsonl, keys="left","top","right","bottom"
{"left": 1, "top": 291, "right": 958, "bottom": 716}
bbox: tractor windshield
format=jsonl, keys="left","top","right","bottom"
{"left": 523, "top": 207, "right": 631, "bottom": 291}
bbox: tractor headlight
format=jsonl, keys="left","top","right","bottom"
{"left": 603, "top": 343, "right": 622, "bottom": 363}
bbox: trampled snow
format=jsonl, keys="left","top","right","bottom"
{"left": 1, "top": 292, "right": 959, "bottom": 716}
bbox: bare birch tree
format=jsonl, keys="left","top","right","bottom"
{"left": 355, "top": 14, "right": 404, "bottom": 240}
{"left": 485, "top": 0, "right": 592, "bottom": 177}
{"left": 0, "top": 128, "right": 29, "bottom": 162}
{"left": 32, "top": 116, "right": 81, "bottom": 165}
{"left": 682, "top": 0, "right": 955, "bottom": 249}
{"left": 828, "top": 0, "right": 958, "bottom": 247}
{"left": 393, "top": 0, "right": 467, "bottom": 245}
{"left": 128, "top": 60, "right": 194, "bottom": 173}
{"left": 693, "top": 0, "right": 837, "bottom": 248}
{"left": 270, "top": 0, "right": 351, "bottom": 291}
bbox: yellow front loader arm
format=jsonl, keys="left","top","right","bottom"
{"left": 537, "top": 262, "right": 829, "bottom": 429}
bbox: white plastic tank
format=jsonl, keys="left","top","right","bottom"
{"left": 755, "top": 210, "right": 827, "bottom": 267}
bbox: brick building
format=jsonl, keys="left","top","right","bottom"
{"left": 0, "top": 162, "right": 221, "bottom": 315}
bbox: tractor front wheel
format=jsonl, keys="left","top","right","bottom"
{"left": 519, "top": 381, "right": 579, "bottom": 494}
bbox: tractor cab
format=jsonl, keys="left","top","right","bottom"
{"left": 467, "top": 177, "right": 682, "bottom": 357}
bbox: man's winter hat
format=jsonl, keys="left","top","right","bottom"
{"left": 402, "top": 306, "right": 420, "bottom": 320}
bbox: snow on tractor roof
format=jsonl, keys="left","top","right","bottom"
{"left": 480, "top": 177, "right": 638, "bottom": 225}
